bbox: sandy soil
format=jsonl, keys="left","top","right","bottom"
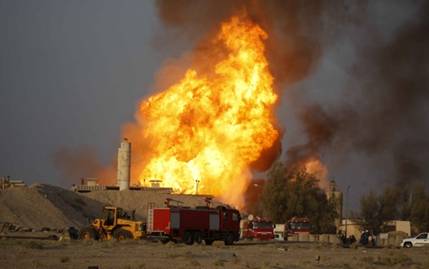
{"left": 1, "top": 239, "right": 428, "bottom": 269}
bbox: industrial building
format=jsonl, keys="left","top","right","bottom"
{"left": 0, "top": 176, "right": 26, "bottom": 190}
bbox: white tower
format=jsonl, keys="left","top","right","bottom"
{"left": 117, "top": 138, "right": 131, "bottom": 191}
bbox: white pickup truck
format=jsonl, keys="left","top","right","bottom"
{"left": 400, "top": 232, "right": 429, "bottom": 248}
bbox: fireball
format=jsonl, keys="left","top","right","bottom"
{"left": 125, "top": 16, "right": 279, "bottom": 207}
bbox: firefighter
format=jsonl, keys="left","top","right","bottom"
{"left": 359, "top": 230, "right": 369, "bottom": 246}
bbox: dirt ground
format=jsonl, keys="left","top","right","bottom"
{"left": 1, "top": 239, "right": 428, "bottom": 269}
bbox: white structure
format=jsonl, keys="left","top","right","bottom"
{"left": 384, "top": 220, "right": 411, "bottom": 236}
{"left": 117, "top": 138, "right": 131, "bottom": 190}
{"left": 273, "top": 224, "right": 286, "bottom": 241}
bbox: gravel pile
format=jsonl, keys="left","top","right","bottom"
{"left": 0, "top": 184, "right": 224, "bottom": 230}
{"left": 0, "top": 184, "right": 103, "bottom": 229}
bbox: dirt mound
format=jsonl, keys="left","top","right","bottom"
{"left": 83, "top": 190, "right": 224, "bottom": 220}
{"left": 0, "top": 184, "right": 103, "bottom": 229}
{"left": 0, "top": 184, "right": 226, "bottom": 229}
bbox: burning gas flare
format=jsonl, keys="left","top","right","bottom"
{"left": 303, "top": 158, "right": 329, "bottom": 191}
{"left": 125, "top": 16, "right": 279, "bottom": 207}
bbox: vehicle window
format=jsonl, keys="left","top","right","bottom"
{"left": 232, "top": 213, "right": 239, "bottom": 222}
{"left": 253, "top": 221, "right": 273, "bottom": 229}
{"left": 104, "top": 210, "right": 114, "bottom": 225}
{"left": 416, "top": 233, "right": 427, "bottom": 239}
{"left": 288, "top": 222, "right": 310, "bottom": 230}
{"left": 117, "top": 208, "right": 123, "bottom": 217}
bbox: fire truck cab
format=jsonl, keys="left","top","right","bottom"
{"left": 273, "top": 217, "right": 311, "bottom": 241}
{"left": 287, "top": 217, "right": 311, "bottom": 236}
{"left": 241, "top": 217, "right": 274, "bottom": 240}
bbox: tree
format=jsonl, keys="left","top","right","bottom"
{"left": 360, "top": 184, "right": 429, "bottom": 234}
{"left": 260, "top": 161, "right": 337, "bottom": 233}
{"left": 408, "top": 186, "right": 429, "bottom": 232}
{"left": 360, "top": 191, "right": 383, "bottom": 234}
{"left": 261, "top": 162, "right": 289, "bottom": 223}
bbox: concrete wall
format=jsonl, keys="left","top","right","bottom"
{"left": 287, "top": 233, "right": 340, "bottom": 244}
{"left": 384, "top": 220, "right": 411, "bottom": 236}
{"left": 376, "top": 231, "right": 408, "bottom": 247}
{"left": 338, "top": 219, "right": 362, "bottom": 240}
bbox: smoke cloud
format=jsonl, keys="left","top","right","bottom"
{"left": 300, "top": 1, "right": 429, "bottom": 185}
{"left": 53, "top": 146, "right": 115, "bottom": 185}
{"left": 154, "top": 0, "right": 429, "bottom": 200}
{"left": 155, "top": 0, "right": 336, "bottom": 88}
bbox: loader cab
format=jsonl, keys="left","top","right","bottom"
{"left": 103, "top": 206, "right": 119, "bottom": 227}
{"left": 82, "top": 206, "right": 145, "bottom": 240}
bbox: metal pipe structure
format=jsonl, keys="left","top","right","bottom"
{"left": 117, "top": 138, "right": 131, "bottom": 191}
{"left": 345, "top": 185, "right": 351, "bottom": 237}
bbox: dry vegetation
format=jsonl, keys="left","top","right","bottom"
{"left": 1, "top": 239, "right": 428, "bottom": 269}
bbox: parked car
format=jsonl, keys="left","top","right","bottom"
{"left": 400, "top": 232, "right": 429, "bottom": 248}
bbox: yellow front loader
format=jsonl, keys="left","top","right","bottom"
{"left": 80, "top": 206, "right": 145, "bottom": 240}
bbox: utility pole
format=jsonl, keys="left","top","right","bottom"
{"left": 345, "top": 185, "right": 351, "bottom": 238}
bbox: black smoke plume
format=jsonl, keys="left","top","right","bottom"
{"left": 155, "top": 1, "right": 429, "bottom": 196}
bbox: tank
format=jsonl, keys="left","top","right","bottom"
{"left": 117, "top": 138, "right": 131, "bottom": 190}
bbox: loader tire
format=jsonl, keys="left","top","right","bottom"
{"left": 113, "top": 228, "right": 133, "bottom": 240}
{"left": 80, "top": 227, "right": 98, "bottom": 240}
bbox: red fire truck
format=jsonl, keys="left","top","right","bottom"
{"left": 241, "top": 217, "right": 274, "bottom": 240}
{"left": 146, "top": 203, "right": 241, "bottom": 245}
{"left": 287, "top": 217, "right": 311, "bottom": 236}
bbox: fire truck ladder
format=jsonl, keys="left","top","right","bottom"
{"left": 165, "top": 198, "right": 184, "bottom": 207}
{"left": 147, "top": 202, "right": 155, "bottom": 233}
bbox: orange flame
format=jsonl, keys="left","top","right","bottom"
{"left": 124, "top": 16, "right": 279, "bottom": 207}
{"left": 303, "top": 158, "right": 329, "bottom": 191}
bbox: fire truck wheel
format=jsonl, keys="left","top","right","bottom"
{"left": 113, "top": 228, "right": 133, "bottom": 240}
{"left": 193, "top": 232, "right": 203, "bottom": 244}
{"left": 204, "top": 239, "right": 214, "bottom": 245}
{"left": 224, "top": 233, "right": 234, "bottom": 245}
{"left": 79, "top": 227, "right": 98, "bottom": 240}
{"left": 160, "top": 238, "right": 170, "bottom": 244}
{"left": 184, "top": 231, "right": 194, "bottom": 245}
